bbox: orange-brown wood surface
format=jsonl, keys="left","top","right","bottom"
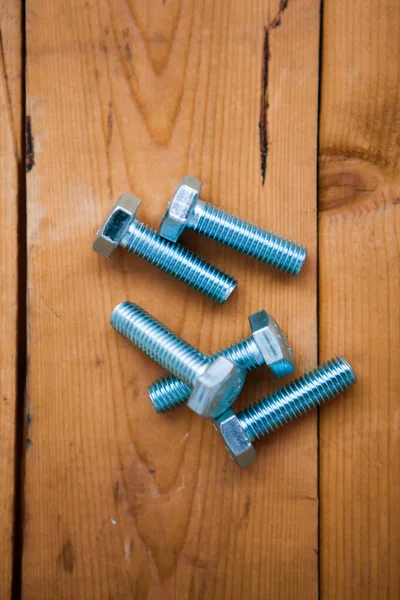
{"left": 0, "top": 1, "right": 20, "bottom": 595}
{"left": 319, "top": 1, "right": 400, "bottom": 598}
{"left": 23, "top": 0, "right": 318, "bottom": 598}
{"left": 0, "top": 0, "right": 399, "bottom": 598}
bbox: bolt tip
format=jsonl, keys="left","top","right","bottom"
{"left": 286, "top": 244, "right": 307, "bottom": 275}
{"left": 148, "top": 377, "right": 184, "bottom": 413}
{"left": 269, "top": 358, "right": 295, "bottom": 378}
{"left": 218, "top": 278, "right": 237, "bottom": 304}
{"left": 110, "top": 301, "right": 135, "bottom": 329}
{"left": 332, "top": 356, "right": 357, "bottom": 384}
{"left": 297, "top": 246, "right": 308, "bottom": 270}
{"left": 148, "top": 386, "right": 169, "bottom": 413}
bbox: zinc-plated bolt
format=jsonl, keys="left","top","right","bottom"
{"left": 93, "top": 193, "right": 237, "bottom": 304}
{"left": 110, "top": 302, "right": 246, "bottom": 419}
{"left": 214, "top": 357, "right": 356, "bottom": 468}
{"left": 149, "top": 309, "right": 294, "bottom": 413}
{"left": 160, "top": 175, "right": 307, "bottom": 275}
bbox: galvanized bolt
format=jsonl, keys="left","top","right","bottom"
{"left": 110, "top": 302, "right": 246, "bottom": 419}
{"left": 214, "top": 357, "right": 356, "bottom": 468}
{"left": 93, "top": 193, "right": 237, "bottom": 304}
{"left": 160, "top": 175, "right": 307, "bottom": 275}
{"left": 149, "top": 309, "right": 294, "bottom": 413}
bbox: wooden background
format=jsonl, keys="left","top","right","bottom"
{"left": 0, "top": 0, "right": 398, "bottom": 598}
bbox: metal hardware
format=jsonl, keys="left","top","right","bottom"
{"left": 214, "top": 357, "right": 356, "bottom": 467}
{"left": 93, "top": 193, "right": 237, "bottom": 304}
{"left": 110, "top": 302, "right": 246, "bottom": 419}
{"left": 149, "top": 309, "right": 294, "bottom": 412}
{"left": 160, "top": 175, "right": 307, "bottom": 275}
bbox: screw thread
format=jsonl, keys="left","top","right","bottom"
{"left": 238, "top": 357, "right": 356, "bottom": 441}
{"left": 219, "top": 337, "right": 264, "bottom": 369}
{"left": 149, "top": 337, "right": 263, "bottom": 412}
{"left": 119, "top": 220, "right": 237, "bottom": 304}
{"left": 149, "top": 376, "right": 191, "bottom": 412}
{"left": 187, "top": 201, "right": 306, "bottom": 275}
{"left": 110, "top": 302, "right": 208, "bottom": 386}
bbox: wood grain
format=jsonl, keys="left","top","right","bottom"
{"left": 0, "top": 0, "right": 21, "bottom": 595}
{"left": 319, "top": 0, "right": 400, "bottom": 597}
{"left": 24, "top": 0, "right": 319, "bottom": 597}
{"left": 0, "top": 1, "right": 21, "bottom": 159}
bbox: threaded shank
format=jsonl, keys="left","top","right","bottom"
{"left": 120, "top": 220, "right": 237, "bottom": 303}
{"left": 187, "top": 201, "right": 306, "bottom": 275}
{"left": 149, "top": 376, "right": 191, "bottom": 412}
{"left": 110, "top": 302, "right": 208, "bottom": 385}
{"left": 149, "top": 337, "right": 263, "bottom": 412}
{"left": 219, "top": 337, "right": 264, "bottom": 370}
{"left": 238, "top": 357, "right": 356, "bottom": 441}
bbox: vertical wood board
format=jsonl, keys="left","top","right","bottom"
{"left": 319, "top": 0, "right": 400, "bottom": 597}
{"left": 0, "top": 0, "right": 21, "bottom": 596}
{"left": 24, "top": 0, "right": 320, "bottom": 597}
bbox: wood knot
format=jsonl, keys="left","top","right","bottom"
{"left": 319, "top": 158, "right": 379, "bottom": 213}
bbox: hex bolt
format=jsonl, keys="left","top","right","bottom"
{"left": 110, "top": 302, "right": 246, "bottom": 419}
{"left": 160, "top": 175, "right": 307, "bottom": 275}
{"left": 93, "top": 193, "right": 237, "bottom": 304}
{"left": 149, "top": 309, "right": 294, "bottom": 413}
{"left": 214, "top": 357, "right": 356, "bottom": 468}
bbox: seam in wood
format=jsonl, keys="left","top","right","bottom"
{"left": 316, "top": 1, "right": 324, "bottom": 596}
{"left": 259, "top": 27, "right": 269, "bottom": 186}
{"left": 11, "top": 1, "right": 27, "bottom": 598}
{"left": 25, "top": 116, "right": 34, "bottom": 172}
{"left": 259, "top": 0, "right": 290, "bottom": 185}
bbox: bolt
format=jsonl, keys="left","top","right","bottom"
{"left": 160, "top": 175, "right": 307, "bottom": 275}
{"left": 110, "top": 302, "right": 246, "bottom": 419}
{"left": 149, "top": 309, "right": 294, "bottom": 413}
{"left": 93, "top": 193, "right": 237, "bottom": 304}
{"left": 214, "top": 357, "right": 356, "bottom": 468}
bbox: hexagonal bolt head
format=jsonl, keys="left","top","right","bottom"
{"left": 213, "top": 408, "right": 257, "bottom": 468}
{"left": 159, "top": 175, "right": 202, "bottom": 242}
{"left": 187, "top": 356, "right": 246, "bottom": 419}
{"left": 93, "top": 193, "right": 142, "bottom": 258}
{"left": 249, "top": 310, "right": 294, "bottom": 378}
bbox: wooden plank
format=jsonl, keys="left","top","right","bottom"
{"left": 24, "top": 0, "right": 319, "bottom": 597}
{"left": 0, "top": 1, "right": 21, "bottom": 158}
{"left": 319, "top": 0, "right": 400, "bottom": 598}
{"left": 0, "top": 0, "right": 21, "bottom": 595}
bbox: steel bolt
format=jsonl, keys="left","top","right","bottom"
{"left": 149, "top": 309, "right": 294, "bottom": 413}
{"left": 110, "top": 302, "right": 246, "bottom": 419}
{"left": 93, "top": 193, "right": 237, "bottom": 304}
{"left": 160, "top": 175, "right": 307, "bottom": 275}
{"left": 214, "top": 357, "right": 356, "bottom": 467}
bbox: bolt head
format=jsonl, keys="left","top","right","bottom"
{"left": 213, "top": 408, "right": 257, "bottom": 468}
{"left": 249, "top": 310, "right": 294, "bottom": 377}
{"left": 159, "top": 175, "right": 202, "bottom": 242}
{"left": 187, "top": 356, "right": 245, "bottom": 419}
{"left": 93, "top": 193, "right": 141, "bottom": 258}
